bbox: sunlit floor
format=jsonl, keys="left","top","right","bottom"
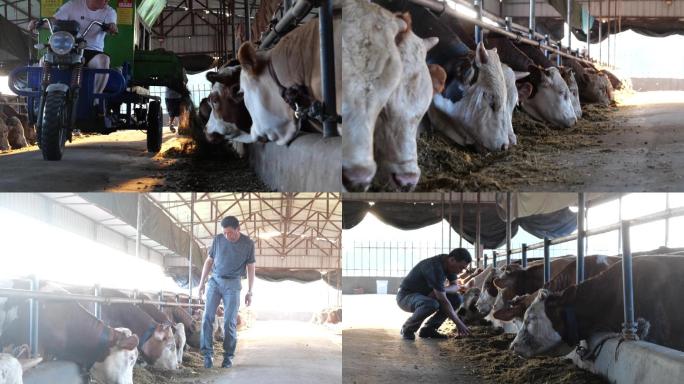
{"left": 198, "top": 320, "right": 341, "bottom": 384}
{"left": 616, "top": 90, "right": 684, "bottom": 106}
{"left": 343, "top": 294, "right": 486, "bottom": 384}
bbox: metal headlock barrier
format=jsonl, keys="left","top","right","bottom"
{"left": 497, "top": 193, "right": 684, "bottom": 338}
{"left": 0, "top": 283, "right": 204, "bottom": 356}
{"left": 409, "top": 0, "right": 595, "bottom": 66}
{"left": 259, "top": 0, "right": 339, "bottom": 138}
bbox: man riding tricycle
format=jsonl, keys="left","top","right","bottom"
{"left": 9, "top": 0, "right": 164, "bottom": 160}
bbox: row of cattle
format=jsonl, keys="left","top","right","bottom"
{"left": 342, "top": 0, "right": 623, "bottom": 192}
{"left": 454, "top": 253, "right": 684, "bottom": 358}
{"left": 0, "top": 282, "right": 235, "bottom": 384}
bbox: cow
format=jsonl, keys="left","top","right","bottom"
{"left": 559, "top": 67, "right": 582, "bottom": 119}
{"left": 342, "top": 0, "right": 406, "bottom": 191}
{"left": 0, "top": 345, "right": 42, "bottom": 384}
{"left": 6, "top": 117, "right": 28, "bottom": 150}
{"left": 564, "top": 58, "right": 611, "bottom": 105}
{"left": 509, "top": 256, "right": 684, "bottom": 357}
{"left": 372, "top": 13, "right": 440, "bottom": 192}
{"left": 100, "top": 302, "right": 178, "bottom": 370}
{"left": 457, "top": 287, "right": 484, "bottom": 323}
{"left": 238, "top": 5, "right": 341, "bottom": 146}
{"left": 162, "top": 305, "right": 201, "bottom": 349}
{"left": 0, "top": 117, "right": 9, "bottom": 151}
{"left": 492, "top": 255, "right": 620, "bottom": 323}
{"left": 0, "top": 286, "right": 140, "bottom": 384}
{"left": 203, "top": 64, "right": 253, "bottom": 144}
{"left": 137, "top": 302, "right": 186, "bottom": 367}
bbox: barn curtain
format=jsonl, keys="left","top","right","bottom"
{"left": 343, "top": 200, "right": 577, "bottom": 249}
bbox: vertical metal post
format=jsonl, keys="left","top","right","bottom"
{"left": 448, "top": 192, "right": 453, "bottom": 250}
{"left": 230, "top": 1, "right": 236, "bottom": 57}
{"left": 319, "top": 0, "right": 339, "bottom": 138}
{"left": 577, "top": 193, "right": 586, "bottom": 283}
{"left": 587, "top": 0, "right": 591, "bottom": 58}
{"left": 529, "top": 0, "right": 536, "bottom": 39}
{"left": 484, "top": 253, "right": 488, "bottom": 268}
{"left": 543, "top": 237, "right": 551, "bottom": 284}
{"left": 506, "top": 192, "right": 512, "bottom": 266}
{"left": 556, "top": 51, "right": 562, "bottom": 66}
{"left": 94, "top": 284, "right": 101, "bottom": 320}
{"left": 598, "top": 0, "right": 603, "bottom": 64}
{"left": 284, "top": 0, "right": 292, "bottom": 12}
{"left": 621, "top": 221, "right": 638, "bottom": 339}
{"left": 159, "top": 290, "right": 164, "bottom": 310}
{"left": 243, "top": 0, "right": 251, "bottom": 42}
{"left": 476, "top": 193, "right": 481, "bottom": 268}
{"left": 459, "top": 193, "right": 464, "bottom": 248}
{"left": 522, "top": 243, "right": 528, "bottom": 268}
{"left": 505, "top": 16, "right": 512, "bottom": 32}
{"left": 566, "top": 0, "right": 572, "bottom": 51}
{"left": 474, "top": 0, "right": 483, "bottom": 45}
{"left": 136, "top": 193, "right": 142, "bottom": 259}
{"left": 618, "top": 195, "right": 623, "bottom": 255}
{"left": 189, "top": 192, "right": 196, "bottom": 297}
{"left": 543, "top": 34, "right": 550, "bottom": 58}
{"left": 493, "top": 251, "right": 497, "bottom": 268}
{"left": 29, "top": 275, "right": 39, "bottom": 357}
{"left": 607, "top": 0, "right": 611, "bottom": 66}
{"left": 665, "top": 194, "right": 670, "bottom": 247}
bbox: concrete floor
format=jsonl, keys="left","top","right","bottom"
{"left": 343, "top": 294, "right": 485, "bottom": 384}
{"left": 515, "top": 91, "right": 684, "bottom": 191}
{"left": 190, "top": 320, "right": 341, "bottom": 384}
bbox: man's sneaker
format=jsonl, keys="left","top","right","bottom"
{"left": 221, "top": 357, "right": 233, "bottom": 368}
{"left": 204, "top": 355, "right": 213, "bottom": 368}
{"left": 400, "top": 327, "right": 415, "bottom": 340}
{"left": 418, "top": 328, "right": 449, "bottom": 339}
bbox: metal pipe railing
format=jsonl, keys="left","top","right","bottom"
{"left": 493, "top": 250, "right": 497, "bottom": 268}
{"left": 319, "top": 0, "right": 339, "bottom": 138}
{"left": 508, "top": 205, "right": 684, "bottom": 256}
{"left": 29, "top": 275, "right": 39, "bottom": 357}
{"left": 0, "top": 288, "right": 205, "bottom": 308}
{"left": 410, "top": 0, "right": 594, "bottom": 65}
{"left": 506, "top": 191, "right": 512, "bottom": 265}
{"left": 521, "top": 243, "right": 528, "bottom": 268}
{"left": 621, "top": 221, "right": 638, "bottom": 340}
{"left": 260, "top": 0, "right": 314, "bottom": 49}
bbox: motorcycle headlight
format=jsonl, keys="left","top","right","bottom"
{"left": 49, "top": 31, "right": 75, "bottom": 56}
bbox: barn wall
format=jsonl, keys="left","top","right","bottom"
{"left": 586, "top": 0, "right": 684, "bottom": 17}
{"left": 150, "top": 10, "right": 236, "bottom": 56}
{"left": 342, "top": 276, "right": 403, "bottom": 294}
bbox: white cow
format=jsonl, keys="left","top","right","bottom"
{"left": 373, "top": 13, "right": 440, "bottom": 192}
{"left": 90, "top": 328, "right": 138, "bottom": 384}
{"left": 517, "top": 66, "right": 578, "bottom": 128}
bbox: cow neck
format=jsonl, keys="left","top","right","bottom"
{"left": 521, "top": 265, "right": 544, "bottom": 295}
{"left": 111, "top": 303, "right": 157, "bottom": 339}
{"left": 268, "top": 61, "right": 287, "bottom": 96}
{"left": 62, "top": 302, "right": 115, "bottom": 364}
{"left": 140, "top": 324, "right": 158, "bottom": 347}
{"left": 565, "top": 270, "right": 618, "bottom": 341}
{"left": 172, "top": 307, "right": 194, "bottom": 331}
{"left": 561, "top": 305, "right": 580, "bottom": 346}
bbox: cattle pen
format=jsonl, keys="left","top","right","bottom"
{"left": 0, "top": 192, "right": 342, "bottom": 384}
{"left": 341, "top": 192, "right": 684, "bottom": 384}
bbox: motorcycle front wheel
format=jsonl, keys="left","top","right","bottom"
{"left": 40, "top": 91, "right": 69, "bottom": 161}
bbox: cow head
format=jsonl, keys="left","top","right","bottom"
{"left": 559, "top": 67, "right": 582, "bottom": 119}
{"left": 475, "top": 267, "right": 504, "bottom": 315}
{"left": 579, "top": 71, "right": 611, "bottom": 105}
{"left": 509, "top": 288, "right": 576, "bottom": 357}
{"left": 90, "top": 328, "right": 139, "bottom": 384}
{"left": 493, "top": 292, "right": 536, "bottom": 323}
{"left": 141, "top": 324, "right": 178, "bottom": 370}
{"left": 457, "top": 287, "right": 484, "bottom": 323}
{"left": 238, "top": 42, "right": 298, "bottom": 145}
{"left": 429, "top": 43, "right": 516, "bottom": 152}
{"left": 373, "top": 19, "right": 440, "bottom": 192}
{"left": 517, "top": 66, "right": 577, "bottom": 128}
{"left": 204, "top": 66, "right": 253, "bottom": 144}
{"left": 172, "top": 323, "right": 186, "bottom": 366}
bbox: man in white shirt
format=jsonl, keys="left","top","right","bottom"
{"left": 29, "top": 0, "right": 118, "bottom": 96}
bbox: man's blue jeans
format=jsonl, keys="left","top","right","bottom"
{"left": 200, "top": 277, "right": 241, "bottom": 360}
{"left": 397, "top": 290, "right": 462, "bottom": 333}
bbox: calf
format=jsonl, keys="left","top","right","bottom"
{"left": 0, "top": 118, "right": 9, "bottom": 151}
{"left": 238, "top": 6, "right": 341, "bottom": 146}
{"left": 565, "top": 58, "right": 611, "bottom": 105}
{"left": 162, "top": 306, "right": 201, "bottom": 349}
{"left": 342, "top": 0, "right": 405, "bottom": 191}
{"left": 510, "top": 256, "right": 684, "bottom": 357}
{"left": 138, "top": 302, "right": 186, "bottom": 367}
{"left": 373, "top": 13, "right": 440, "bottom": 192}
{"left": 6, "top": 117, "right": 28, "bottom": 149}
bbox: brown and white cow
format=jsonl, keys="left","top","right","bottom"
{"left": 162, "top": 305, "right": 201, "bottom": 350}
{"left": 100, "top": 302, "right": 178, "bottom": 370}
{"left": 0, "top": 285, "right": 140, "bottom": 384}
{"left": 238, "top": 6, "right": 341, "bottom": 146}
{"left": 203, "top": 65, "right": 253, "bottom": 144}
{"left": 510, "top": 256, "right": 684, "bottom": 357}
{"left": 492, "top": 255, "right": 620, "bottom": 323}
{"left": 137, "top": 302, "right": 186, "bottom": 367}
{"left": 372, "top": 13, "right": 440, "bottom": 192}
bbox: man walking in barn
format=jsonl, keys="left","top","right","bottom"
{"left": 198, "top": 216, "right": 256, "bottom": 368}
{"left": 397, "top": 248, "right": 472, "bottom": 340}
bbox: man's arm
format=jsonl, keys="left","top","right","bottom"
{"left": 197, "top": 257, "right": 214, "bottom": 298}
{"left": 433, "top": 288, "right": 471, "bottom": 336}
{"left": 105, "top": 7, "right": 118, "bottom": 34}
{"left": 245, "top": 262, "right": 255, "bottom": 306}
